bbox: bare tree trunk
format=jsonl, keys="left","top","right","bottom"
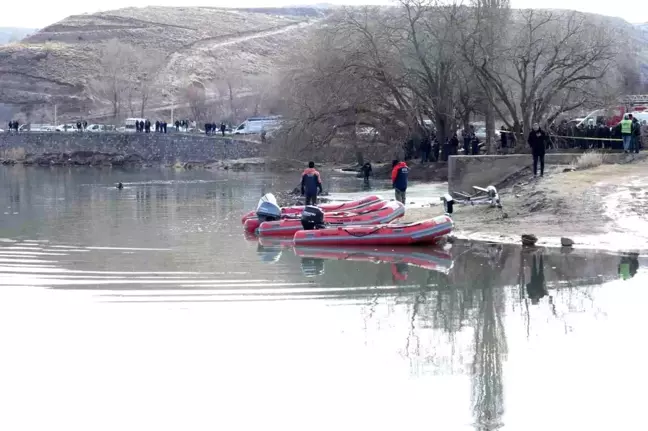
{"left": 485, "top": 106, "right": 496, "bottom": 154}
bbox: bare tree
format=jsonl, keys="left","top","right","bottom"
{"left": 400, "top": 0, "right": 468, "bottom": 143}
{"left": 91, "top": 40, "right": 139, "bottom": 120}
{"left": 132, "top": 51, "right": 165, "bottom": 118}
{"left": 183, "top": 83, "right": 208, "bottom": 122}
{"left": 278, "top": 4, "right": 621, "bottom": 159}
{"left": 462, "top": 10, "right": 616, "bottom": 144}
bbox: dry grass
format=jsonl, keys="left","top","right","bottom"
{"left": 1, "top": 147, "right": 26, "bottom": 160}
{"left": 572, "top": 150, "right": 606, "bottom": 170}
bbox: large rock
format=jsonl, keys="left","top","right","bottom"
{"left": 521, "top": 234, "right": 538, "bottom": 247}
{"left": 561, "top": 237, "right": 575, "bottom": 247}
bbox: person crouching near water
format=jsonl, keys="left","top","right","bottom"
{"left": 301, "top": 161, "right": 323, "bottom": 206}
{"left": 391, "top": 159, "right": 409, "bottom": 204}
{"left": 528, "top": 123, "right": 548, "bottom": 177}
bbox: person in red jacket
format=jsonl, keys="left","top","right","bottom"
{"left": 391, "top": 159, "right": 409, "bottom": 204}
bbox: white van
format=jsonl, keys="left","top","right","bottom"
{"left": 119, "top": 118, "right": 147, "bottom": 133}
{"left": 19, "top": 124, "right": 56, "bottom": 132}
{"left": 233, "top": 116, "right": 282, "bottom": 135}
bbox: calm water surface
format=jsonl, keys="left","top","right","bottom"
{"left": 0, "top": 166, "right": 645, "bottom": 431}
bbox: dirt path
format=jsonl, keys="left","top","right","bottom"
{"left": 86, "top": 20, "right": 316, "bottom": 121}
{"left": 165, "top": 20, "right": 315, "bottom": 70}
{"left": 185, "top": 21, "right": 314, "bottom": 51}
{"left": 404, "top": 156, "right": 648, "bottom": 252}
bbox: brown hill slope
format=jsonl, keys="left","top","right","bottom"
{"left": 0, "top": 7, "right": 325, "bottom": 121}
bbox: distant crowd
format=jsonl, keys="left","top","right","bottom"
{"left": 403, "top": 125, "right": 487, "bottom": 163}
{"left": 549, "top": 117, "right": 645, "bottom": 151}
{"left": 204, "top": 122, "right": 228, "bottom": 137}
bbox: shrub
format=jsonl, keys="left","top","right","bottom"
{"left": 572, "top": 150, "right": 605, "bottom": 170}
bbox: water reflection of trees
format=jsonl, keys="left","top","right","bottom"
{"left": 397, "top": 243, "right": 624, "bottom": 430}
{"left": 402, "top": 244, "right": 511, "bottom": 430}
{"left": 471, "top": 269, "right": 507, "bottom": 431}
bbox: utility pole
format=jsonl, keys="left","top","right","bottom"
{"left": 171, "top": 107, "right": 174, "bottom": 125}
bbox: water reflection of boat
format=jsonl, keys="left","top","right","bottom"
{"left": 293, "top": 245, "right": 453, "bottom": 273}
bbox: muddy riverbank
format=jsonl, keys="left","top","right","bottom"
{"left": 403, "top": 157, "right": 648, "bottom": 252}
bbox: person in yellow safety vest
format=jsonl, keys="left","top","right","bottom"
{"left": 618, "top": 254, "right": 639, "bottom": 280}
{"left": 619, "top": 114, "right": 634, "bottom": 153}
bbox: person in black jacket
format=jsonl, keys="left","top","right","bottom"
{"left": 361, "top": 161, "right": 372, "bottom": 182}
{"left": 632, "top": 117, "right": 641, "bottom": 154}
{"left": 526, "top": 253, "right": 547, "bottom": 305}
{"left": 528, "top": 123, "right": 548, "bottom": 177}
{"left": 301, "top": 161, "right": 323, "bottom": 206}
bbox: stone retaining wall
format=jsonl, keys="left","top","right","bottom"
{"left": 0, "top": 132, "right": 264, "bottom": 165}
{"left": 448, "top": 153, "right": 641, "bottom": 194}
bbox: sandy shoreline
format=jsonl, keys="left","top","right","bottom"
{"left": 402, "top": 156, "right": 648, "bottom": 253}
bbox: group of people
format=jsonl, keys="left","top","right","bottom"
{"left": 73, "top": 121, "right": 89, "bottom": 131}
{"left": 175, "top": 120, "right": 190, "bottom": 131}
{"left": 135, "top": 120, "right": 153, "bottom": 133}
{"left": 204, "top": 123, "right": 227, "bottom": 136}
{"left": 499, "top": 126, "right": 517, "bottom": 151}
{"left": 405, "top": 128, "right": 483, "bottom": 164}
{"left": 619, "top": 114, "right": 643, "bottom": 154}
{"left": 299, "top": 159, "right": 409, "bottom": 206}
{"left": 154, "top": 121, "right": 169, "bottom": 133}
{"left": 7, "top": 121, "right": 20, "bottom": 131}
{"left": 551, "top": 117, "right": 645, "bottom": 151}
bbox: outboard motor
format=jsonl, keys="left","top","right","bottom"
{"left": 485, "top": 186, "right": 502, "bottom": 209}
{"left": 256, "top": 193, "right": 281, "bottom": 222}
{"left": 301, "top": 205, "right": 325, "bottom": 230}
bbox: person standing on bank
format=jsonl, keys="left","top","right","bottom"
{"left": 361, "top": 161, "right": 373, "bottom": 183}
{"left": 619, "top": 114, "right": 634, "bottom": 153}
{"left": 391, "top": 159, "right": 409, "bottom": 204}
{"left": 301, "top": 161, "right": 323, "bottom": 206}
{"left": 528, "top": 123, "right": 548, "bottom": 177}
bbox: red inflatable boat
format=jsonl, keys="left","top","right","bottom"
{"left": 293, "top": 215, "right": 453, "bottom": 246}
{"left": 241, "top": 195, "right": 381, "bottom": 224}
{"left": 258, "top": 201, "right": 405, "bottom": 237}
{"left": 248, "top": 199, "right": 394, "bottom": 234}
{"left": 293, "top": 245, "right": 453, "bottom": 272}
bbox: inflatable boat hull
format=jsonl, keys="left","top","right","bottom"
{"left": 249, "top": 199, "right": 392, "bottom": 234}
{"left": 258, "top": 201, "right": 405, "bottom": 237}
{"left": 293, "top": 216, "right": 453, "bottom": 246}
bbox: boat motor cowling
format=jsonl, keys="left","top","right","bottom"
{"left": 301, "top": 206, "right": 325, "bottom": 230}
{"left": 256, "top": 193, "right": 282, "bottom": 221}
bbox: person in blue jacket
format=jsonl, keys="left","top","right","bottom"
{"left": 391, "top": 159, "right": 409, "bottom": 204}
{"left": 301, "top": 161, "right": 323, "bottom": 206}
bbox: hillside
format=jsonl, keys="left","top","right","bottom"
{"left": 0, "top": 7, "right": 326, "bottom": 121}
{"left": 0, "top": 6, "right": 646, "bottom": 123}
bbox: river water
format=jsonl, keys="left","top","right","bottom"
{"left": 0, "top": 166, "right": 645, "bottom": 431}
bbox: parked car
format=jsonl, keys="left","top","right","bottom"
{"left": 234, "top": 116, "right": 282, "bottom": 134}
{"left": 86, "top": 124, "right": 115, "bottom": 132}
{"left": 20, "top": 124, "right": 55, "bottom": 132}
{"left": 474, "top": 126, "right": 500, "bottom": 141}
{"left": 55, "top": 124, "right": 79, "bottom": 132}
